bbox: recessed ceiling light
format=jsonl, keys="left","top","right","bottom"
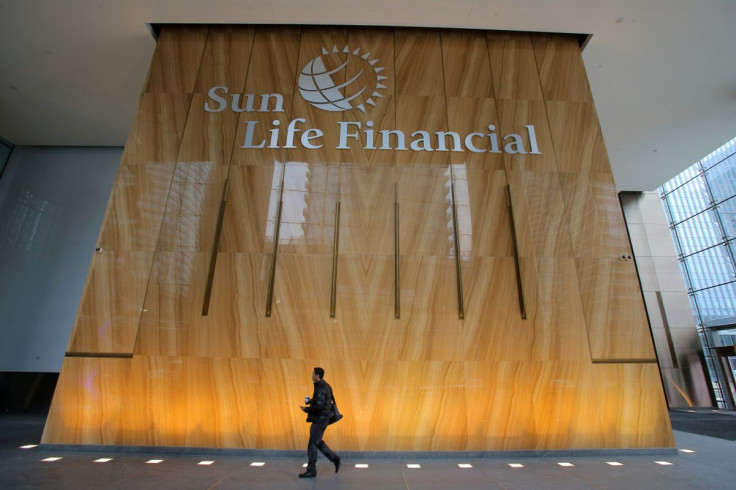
{"left": 606, "top": 462, "right": 623, "bottom": 466}
{"left": 146, "top": 459, "right": 163, "bottom": 464}
{"left": 654, "top": 461, "right": 673, "bottom": 466}
{"left": 19, "top": 445, "right": 38, "bottom": 449}
{"left": 458, "top": 463, "right": 473, "bottom": 468}
{"left": 355, "top": 464, "right": 369, "bottom": 468}
{"left": 407, "top": 464, "right": 421, "bottom": 469}
{"left": 250, "top": 462, "right": 265, "bottom": 467}
{"left": 508, "top": 463, "right": 524, "bottom": 468}
{"left": 198, "top": 461, "right": 214, "bottom": 465}
{"left": 558, "top": 462, "right": 575, "bottom": 467}
{"left": 94, "top": 458, "right": 113, "bottom": 463}
{"left": 679, "top": 449, "right": 695, "bottom": 453}
{"left": 41, "top": 457, "right": 62, "bottom": 462}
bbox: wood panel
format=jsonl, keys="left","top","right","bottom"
{"left": 98, "top": 163, "right": 175, "bottom": 251}
{"left": 120, "top": 93, "right": 191, "bottom": 167}
{"left": 496, "top": 99, "right": 557, "bottom": 172}
{"left": 532, "top": 34, "right": 593, "bottom": 103}
{"left": 546, "top": 101, "right": 611, "bottom": 174}
{"left": 446, "top": 97, "right": 504, "bottom": 170}
{"left": 559, "top": 172, "right": 632, "bottom": 259}
{"left": 146, "top": 26, "right": 209, "bottom": 94}
{"left": 67, "top": 251, "right": 153, "bottom": 354}
{"left": 487, "top": 32, "right": 544, "bottom": 101}
{"left": 339, "top": 166, "right": 395, "bottom": 255}
{"left": 47, "top": 26, "right": 673, "bottom": 452}
{"left": 441, "top": 31, "right": 493, "bottom": 98}
{"left": 506, "top": 170, "right": 573, "bottom": 258}
{"left": 219, "top": 165, "right": 281, "bottom": 253}
{"left": 43, "top": 357, "right": 673, "bottom": 450}
{"left": 395, "top": 30, "right": 444, "bottom": 96}
{"left": 576, "top": 257, "right": 656, "bottom": 361}
{"left": 193, "top": 26, "right": 255, "bottom": 93}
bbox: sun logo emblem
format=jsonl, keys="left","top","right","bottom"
{"left": 298, "top": 45, "right": 388, "bottom": 113}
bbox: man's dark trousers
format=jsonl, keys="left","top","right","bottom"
{"left": 306, "top": 418, "right": 337, "bottom": 473}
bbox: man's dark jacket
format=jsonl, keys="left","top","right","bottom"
{"left": 305, "top": 379, "right": 333, "bottom": 423}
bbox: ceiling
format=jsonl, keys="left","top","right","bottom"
{"left": 1, "top": 0, "right": 734, "bottom": 191}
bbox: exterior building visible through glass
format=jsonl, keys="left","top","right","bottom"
{"left": 660, "top": 136, "right": 736, "bottom": 409}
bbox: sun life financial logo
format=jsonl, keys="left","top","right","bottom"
{"left": 203, "top": 44, "right": 541, "bottom": 156}
{"left": 298, "top": 45, "right": 387, "bottom": 113}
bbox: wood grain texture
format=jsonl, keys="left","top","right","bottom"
{"left": 441, "top": 30, "right": 493, "bottom": 98}
{"left": 496, "top": 99, "right": 558, "bottom": 172}
{"left": 576, "top": 257, "right": 656, "bottom": 361}
{"left": 395, "top": 29, "right": 444, "bottom": 96}
{"left": 146, "top": 26, "right": 209, "bottom": 93}
{"left": 193, "top": 26, "right": 255, "bottom": 93}
{"left": 446, "top": 97, "right": 504, "bottom": 170}
{"left": 98, "top": 163, "right": 175, "bottom": 251}
{"left": 487, "top": 32, "right": 544, "bottom": 101}
{"left": 178, "top": 94, "right": 240, "bottom": 166}
{"left": 506, "top": 170, "right": 574, "bottom": 258}
{"left": 43, "top": 357, "right": 672, "bottom": 450}
{"left": 395, "top": 95, "right": 449, "bottom": 165}
{"left": 46, "top": 27, "right": 672, "bottom": 452}
{"left": 559, "top": 172, "right": 631, "bottom": 259}
{"left": 532, "top": 33, "right": 593, "bottom": 103}
{"left": 120, "top": 93, "right": 191, "bottom": 167}
{"left": 67, "top": 251, "right": 154, "bottom": 354}
{"left": 546, "top": 101, "right": 611, "bottom": 174}
{"left": 339, "top": 166, "right": 395, "bottom": 255}
{"left": 219, "top": 165, "right": 282, "bottom": 253}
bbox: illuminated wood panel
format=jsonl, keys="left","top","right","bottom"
{"left": 43, "top": 357, "right": 672, "bottom": 450}
{"left": 46, "top": 26, "right": 673, "bottom": 452}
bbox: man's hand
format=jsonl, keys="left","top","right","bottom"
{"left": 299, "top": 406, "right": 308, "bottom": 412}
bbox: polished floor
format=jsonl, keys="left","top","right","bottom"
{"left": 1, "top": 410, "right": 735, "bottom": 489}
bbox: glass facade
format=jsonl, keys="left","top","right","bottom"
{"left": 660, "top": 136, "right": 736, "bottom": 408}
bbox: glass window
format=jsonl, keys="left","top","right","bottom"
{"left": 684, "top": 245, "right": 734, "bottom": 291}
{"left": 704, "top": 154, "right": 736, "bottom": 203}
{"left": 695, "top": 282, "right": 736, "bottom": 324}
{"left": 664, "top": 175, "right": 711, "bottom": 223}
{"left": 673, "top": 209, "right": 724, "bottom": 256}
{"left": 717, "top": 196, "right": 736, "bottom": 240}
{"left": 702, "top": 137, "right": 736, "bottom": 170}
{"left": 662, "top": 162, "right": 700, "bottom": 194}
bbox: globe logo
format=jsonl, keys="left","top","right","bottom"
{"left": 298, "top": 45, "right": 387, "bottom": 113}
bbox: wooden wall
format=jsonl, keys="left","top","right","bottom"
{"left": 42, "top": 26, "right": 674, "bottom": 451}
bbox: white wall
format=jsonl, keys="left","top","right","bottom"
{"left": 0, "top": 146, "right": 120, "bottom": 372}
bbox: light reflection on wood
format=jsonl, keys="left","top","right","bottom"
{"left": 46, "top": 27, "right": 673, "bottom": 451}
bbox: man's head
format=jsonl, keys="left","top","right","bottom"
{"left": 312, "top": 367, "right": 325, "bottom": 381}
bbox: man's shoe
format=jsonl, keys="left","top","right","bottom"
{"left": 334, "top": 456, "right": 341, "bottom": 473}
{"left": 299, "top": 471, "right": 317, "bottom": 478}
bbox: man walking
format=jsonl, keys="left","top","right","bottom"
{"left": 298, "top": 367, "right": 341, "bottom": 478}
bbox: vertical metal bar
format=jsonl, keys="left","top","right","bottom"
{"left": 265, "top": 166, "right": 286, "bottom": 317}
{"left": 506, "top": 185, "right": 527, "bottom": 319}
{"left": 449, "top": 168, "right": 465, "bottom": 320}
{"left": 202, "top": 179, "right": 229, "bottom": 315}
{"left": 330, "top": 200, "right": 341, "bottom": 318}
{"left": 394, "top": 183, "right": 400, "bottom": 319}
